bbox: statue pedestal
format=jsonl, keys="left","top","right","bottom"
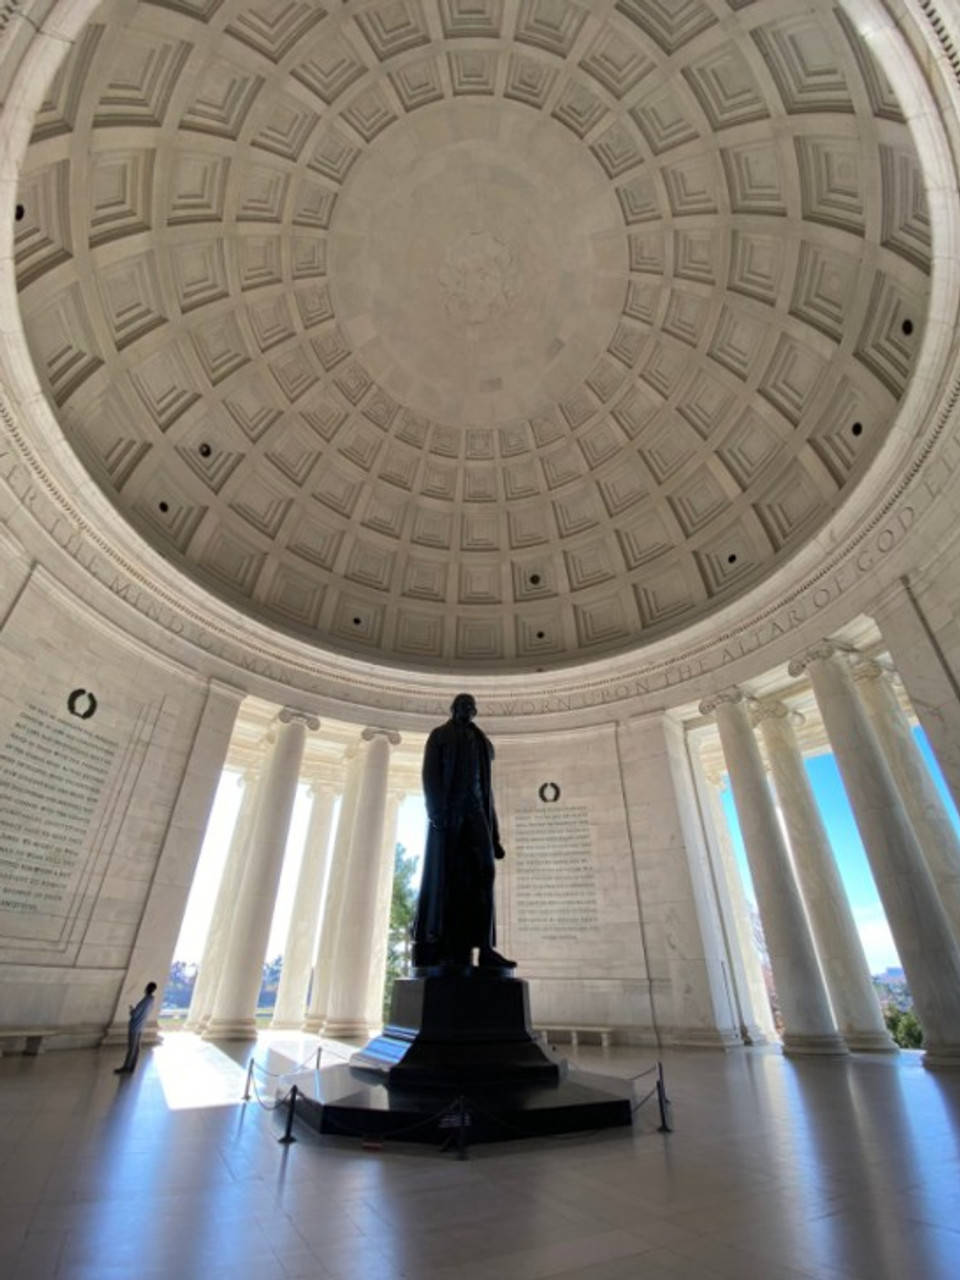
{"left": 286, "top": 971, "right": 634, "bottom": 1145}
{"left": 351, "top": 973, "right": 560, "bottom": 1086}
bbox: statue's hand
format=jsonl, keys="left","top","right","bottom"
{"left": 494, "top": 842, "right": 506, "bottom": 860}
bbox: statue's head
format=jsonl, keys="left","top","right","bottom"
{"left": 450, "top": 693, "right": 477, "bottom": 723}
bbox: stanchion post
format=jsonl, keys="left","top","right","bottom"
{"left": 278, "top": 1084, "right": 298, "bottom": 1144}
{"left": 315, "top": 1045, "right": 322, "bottom": 1071}
{"left": 243, "top": 1057, "right": 254, "bottom": 1102}
{"left": 456, "top": 1095, "right": 468, "bottom": 1161}
{"left": 656, "top": 1061, "right": 672, "bottom": 1133}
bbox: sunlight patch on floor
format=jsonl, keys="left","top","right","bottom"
{"left": 152, "top": 1032, "right": 248, "bottom": 1110}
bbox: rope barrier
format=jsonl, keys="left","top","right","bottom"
{"left": 240, "top": 1049, "right": 672, "bottom": 1152}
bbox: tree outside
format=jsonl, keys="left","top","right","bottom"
{"left": 884, "top": 1004, "right": 924, "bottom": 1048}
{"left": 383, "top": 842, "right": 419, "bottom": 1020}
{"left": 159, "top": 955, "right": 284, "bottom": 1027}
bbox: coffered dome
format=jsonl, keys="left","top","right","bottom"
{"left": 14, "top": 0, "right": 932, "bottom": 669}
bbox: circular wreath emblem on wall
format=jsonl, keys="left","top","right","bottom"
{"left": 67, "top": 689, "right": 97, "bottom": 720}
{"left": 538, "top": 781, "right": 561, "bottom": 804}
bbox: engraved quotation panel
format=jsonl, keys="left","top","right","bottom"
{"left": 0, "top": 703, "right": 118, "bottom": 939}
{"left": 513, "top": 806, "right": 600, "bottom": 939}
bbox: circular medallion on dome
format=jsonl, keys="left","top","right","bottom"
{"left": 329, "top": 107, "right": 625, "bottom": 424}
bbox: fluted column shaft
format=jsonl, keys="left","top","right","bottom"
{"left": 304, "top": 747, "right": 363, "bottom": 1033}
{"left": 794, "top": 646, "right": 960, "bottom": 1067}
{"left": 205, "top": 709, "right": 317, "bottom": 1039}
{"left": 324, "top": 729, "right": 399, "bottom": 1038}
{"left": 703, "top": 692, "right": 845, "bottom": 1054}
{"left": 271, "top": 782, "right": 337, "bottom": 1029}
{"left": 365, "top": 790, "right": 404, "bottom": 1030}
{"left": 699, "top": 772, "right": 776, "bottom": 1044}
{"left": 855, "top": 661, "right": 960, "bottom": 946}
{"left": 755, "top": 702, "right": 895, "bottom": 1052}
{"left": 185, "top": 762, "right": 262, "bottom": 1031}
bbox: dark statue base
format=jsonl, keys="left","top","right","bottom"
{"left": 287, "top": 974, "right": 633, "bottom": 1146}
{"left": 351, "top": 974, "right": 559, "bottom": 1086}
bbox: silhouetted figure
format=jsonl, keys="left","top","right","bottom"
{"left": 412, "top": 694, "right": 515, "bottom": 971}
{"left": 114, "top": 982, "right": 157, "bottom": 1074}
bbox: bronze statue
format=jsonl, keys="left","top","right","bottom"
{"left": 412, "top": 693, "right": 515, "bottom": 971}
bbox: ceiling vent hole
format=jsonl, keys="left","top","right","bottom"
{"left": 14, "top": 203, "right": 24, "bottom": 222}
{"left": 529, "top": 573, "right": 541, "bottom": 586}
{"left": 902, "top": 318, "right": 914, "bottom": 336}
{"left": 352, "top": 616, "right": 362, "bottom": 626}
{"left": 198, "top": 442, "right": 212, "bottom": 458}
{"left": 536, "top": 630, "right": 545, "bottom": 640}
{"left": 158, "top": 501, "right": 169, "bottom": 514}
{"left": 851, "top": 422, "right": 863, "bottom": 437}
{"left": 727, "top": 553, "right": 737, "bottom": 565}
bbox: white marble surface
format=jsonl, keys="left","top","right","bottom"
{"left": 187, "top": 763, "right": 263, "bottom": 1031}
{"left": 856, "top": 659, "right": 960, "bottom": 946}
{"left": 708, "top": 692, "right": 843, "bottom": 1053}
{"left": 324, "top": 730, "right": 395, "bottom": 1038}
{"left": 206, "top": 712, "right": 313, "bottom": 1038}
{"left": 306, "top": 745, "right": 362, "bottom": 1034}
{"left": 802, "top": 647, "right": 960, "bottom": 1065}
{"left": 271, "top": 782, "right": 337, "bottom": 1030}
{"left": 755, "top": 701, "right": 893, "bottom": 1052}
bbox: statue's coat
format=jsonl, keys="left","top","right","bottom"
{"left": 413, "top": 717, "right": 502, "bottom": 961}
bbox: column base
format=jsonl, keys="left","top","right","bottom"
{"left": 782, "top": 1031, "right": 849, "bottom": 1056}
{"left": 322, "top": 1019, "right": 370, "bottom": 1039}
{"left": 922, "top": 1044, "right": 960, "bottom": 1069}
{"left": 269, "top": 1018, "right": 308, "bottom": 1031}
{"left": 741, "top": 1024, "right": 771, "bottom": 1047}
{"left": 844, "top": 1030, "right": 899, "bottom": 1053}
{"left": 301, "top": 1015, "right": 324, "bottom": 1035}
{"left": 202, "top": 1017, "right": 257, "bottom": 1041}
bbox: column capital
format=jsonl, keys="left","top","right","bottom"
{"left": 750, "top": 698, "right": 800, "bottom": 729}
{"left": 362, "top": 726, "right": 401, "bottom": 746}
{"left": 278, "top": 706, "right": 320, "bottom": 731}
{"left": 305, "top": 775, "right": 339, "bottom": 798}
{"left": 698, "top": 688, "right": 744, "bottom": 717}
{"left": 851, "top": 657, "right": 893, "bottom": 687}
{"left": 787, "top": 641, "right": 839, "bottom": 678}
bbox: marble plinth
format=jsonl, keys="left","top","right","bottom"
{"left": 287, "top": 1062, "right": 634, "bottom": 1146}
{"left": 351, "top": 974, "right": 559, "bottom": 1087}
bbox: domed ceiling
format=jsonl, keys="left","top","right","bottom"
{"left": 15, "top": 0, "right": 931, "bottom": 670}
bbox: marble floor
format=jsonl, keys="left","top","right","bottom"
{"left": 1, "top": 1035, "right": 959, "bottom": 1280}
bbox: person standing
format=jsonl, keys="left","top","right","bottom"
{"left": 114, "top": 982, "right": 157, "bottom": 1074}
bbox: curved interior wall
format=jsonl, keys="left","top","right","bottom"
{"left": 2, "top": 0, "right": 960, "bottom": 1045}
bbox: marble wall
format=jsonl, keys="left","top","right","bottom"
{"left": 0, "top": 565, "right": 239, "bottom": 1045}
{"left": 491, "top": 721, "right": 740, "bottom": 1047}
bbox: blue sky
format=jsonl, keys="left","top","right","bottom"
{"left": 721, "top": 727, "right": 959, "bottom": 973}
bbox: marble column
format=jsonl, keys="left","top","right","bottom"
{"left": 791, "top": 643, "right": 960, "bottom": 1068}
{"left": 324, "top": 728, "right": 401, "bottom": 1038}
{"left": 700, "top": 690, "right": 845, "bottom": 1055}
{"left": 694, "top": 758, "right": 776, "bottom": 1044}
{"left": 185, "top": 760, "right": 263, "bottom": 1032}
{"left": 204, "top": 708, "right": 318, "bottom": 1039}
{"left": 271, "top": 780, "right": 338, "bottom": 1029}
{"left": 754, "top": 700, "right": 895, "bottom": 1052}
{"left": 102, "top": 678, "right": 245, "bottom": 1048}
{"left": 854, "top": 659, "right": 960, "bottom": 946}
{"left": 303, "top": 745, "right": 363, "bottom": 1034}
{"left": 364, "top": 789, "right": 405, "bottom": 1030}
{"left": 873, "top": 577, "right": 960, "bottom": 815}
